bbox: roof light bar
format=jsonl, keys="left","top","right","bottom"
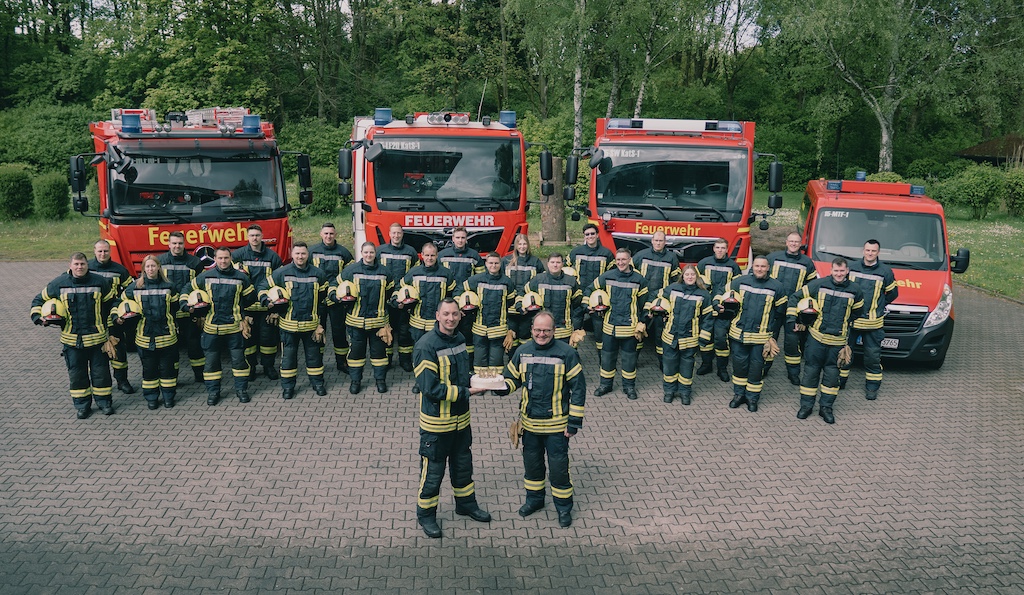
{"left": 426, "top": 112, "right": 471, "bottom": 125}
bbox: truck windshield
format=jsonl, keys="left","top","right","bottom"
{"left": 811, "top": 209, "right": 948, "bottom": 270}
{"left": 108, "top": 148, "right": 286, "bottom": 221}
{"left": 595, "top": 145, "right": 748, "bottom": 222}
{"left": 371, "top": 137, "right": 521, "bottom": 212}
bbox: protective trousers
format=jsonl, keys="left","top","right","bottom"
{"left": 139, "top": 346, "right": 177, "bottom": 406}
{"left": 347, "top": 327, "right": 388, "bottom": 382}
{"left": 522, "top": 431, "right": 573, "bottom": 513}
{"left": 175, "top": 317, "right": 205, "bottom": 377}
{"left": 730, "top": 340, "right": 766, "bottom": 404}
{"left": 280, "top": 330, "right": 325, "bottom": 392}
{"left": 323, "top": 306, "right": 350, "bottom": 367}
{"left": 782, "top": 325, "right": 807, "bottom": 378}
{"left": 841, "top": 328, "right": 884, "bottom": 392}
{"left": 473, "top": 334, "right": 504, "bottom": 373}
{"left": 108, "top": 324, "right": 132, "bottom": 383}
{"left": 63, "top": 345, "right": 112, "bottom": 413}
{"left": 598, "top": 333, "right": 639, "bottom": 389}
{"left": 244, "top": 312, "right": 279, "bottom": 372}
{"left": 416, "top": 427, "right": 478, "bottom": 518}
{"left": 508, "top": 312, "right": 533, "bottom": 348}
{"left": 202, "top": 332, "right": 249, "bottom": 396}
{"left": 799, "top": 338, "right": 842, "bottom": 409}
{"left": 662, "top": 341, "right": 696, "bottom": 398}
{"left": 385, "top": 306, "right": 414, "bottom": 366}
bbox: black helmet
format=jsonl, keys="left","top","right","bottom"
{"left": 717, "top": 290, "right": 741, "bottom": 320}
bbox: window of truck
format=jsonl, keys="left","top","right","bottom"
{"left": 594, "top": 145, "right": 748, "bottom": 222}
{"left": 371, "top": 137, "right": 521, "bottom": 212}
{"left": 811, "top": 209, "right": 948, "bottom": 271}
{"left": 108, "top": 147, "right": 286, "bottom": 222}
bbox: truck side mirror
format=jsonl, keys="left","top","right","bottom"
{"left": 299, "top": 190, "right": 313, "bottom": 205}
{"left": 541, "top": 182, "right": 554, "bottom": 196}
{"left": 565, "top": 155, "right": 579, "bottom": 184}
{"left": 570, "top": 211, "right": 581, "bottom": 222}
{"left": 338, "top": 181, "right": 351, "bottom": 197}
{"left": 297, "top": 154, "right": 312, "bottom": 189}
{"left": 364, "top": 142, "right": 384, "bottom": 163}
{"left": 69, "top": 156, "right": 87, "bottom": 193}
{"left": 588, "top": 149, "right": 604, "bottom": 170}
{"left": 950, "top": 248, "right": 970, "bottom": 274}
{"left": 563, "top": 186, "right": 576, "bottom": 203}
{"left": 73, "top": 195, "right": 89, "bottom": 213}
{"left": 338, "top": 148, "right": 352, "bottom": 179}
{"left": 539, "top": 150, "right": 553, "bottom": 180}
{"left": 768, "top": 161, "right": 783, "bottom": 193}
{"left": 767, "top": 194, "right": 783, "bottom": 209}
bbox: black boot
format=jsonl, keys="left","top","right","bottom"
{"left": 729, "top": 391, "right": 747, "bottom": 409}
{"left": 593, "top": 383, "right": 612, "bottom": 396}
{"left": 696, "top": 356, "right": 713, "bottom": 375}
{"left": 116, "top": 377, "right": 136, "bottom": 394}
{"left": 282, "top": 388, "right": 294, "bottom": 400}
{"left": 162, "top": 389, "right": 175, "bottom": 408}
{"left": 716, "top": 357, "right": 731, "bottom": 382}
{"left": 399, "top": 354, "right": 413, "bottom": 373}
{"left": 819, "top": 407, "right": 835, "bottom": 424}
{"left": 376, "top": 379, "right": 388, "bottom": 393}
{"left": 193, "top": 367, "right": 205, "bottom": 383}
{"left": 796, "top": 402, "right": 813, "bottom": 419}
{"left": 746, "top": 392, "right": 759, "bottom": 412}
{"left": 679, "top": 387, "right": 692, "bottom": 406}
{"left": 336, "top": 355, "right": 348, "bottom": 372}
{"left": 312, "top": 379, "right": 327, "bottom": 396}
{"left": 349, "top": 379, "right": 362, "bottom": 394}
{"left": 418, "top": 516, "right": 442, "bottom": 538}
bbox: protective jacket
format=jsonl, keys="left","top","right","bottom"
{"left": 157, "top": 251, "right": 204, "bottom": 319}
{"left": 183, "top": 266, "right": 257, "bottom": 335}
{"left": 438, "top": 245, "right": 484, "bottom": 284}
{"left": 232, "top": 243, "right": 282, "bottom": 311}
{"left": 87, "top": 258, "right": 133, "bottom": 294}
{"left": 501, "top": 253, "right": 545, "bottom": 296}
{"left": 525, "top": 272, "right": 583, "bottom": 339}
{"left": 267, "top": 263, "right": 330, "bottom": 333}
{"left": 414, "top": 324, "right": 472, "bottom": 433}
{"left": 569, "top": 243, "right": 614, "bottom": 291}
{"left": 697, "top": 255, "right": 742, "bottom": 298}
{"left": 310, "top": 241, "right": 354, "bottom": 278}
{"left": 651, "top": 282, "right": 713, "bottom": 349}
{"left": 723, "top": 274, "right": 787, "bottom": 344}
{"left": 379, "top": 242, "right": 419, "bottom": 281}
{"left": 590, "top": 267, "right": 648, "bottom": 338}
{"left": 31, "top": 271, "right": 117, "bottom": 348}
{"left": 503, "top": 338, "right": 586, "bottom": 434}
{"left": 403, "top": 263, "right": 457, "bottom": 331}
{"left": 766, "top": 250, "right": 818, "bottom": 296}
{"left": 632, "top": 247, "right": 681, "bottom": 293}
{"left": 337, "top": 259, "right": 393, "bottom": 329}
{"left": 788, "top": 276, "right": 865, "bottom": 346}
{"left": 848, "top": 259, "right": 899, "bottom": 330}
{"left": 123, "top": 277, "right": 179, "bottom": 350}
{"left": 463, "top": 271, "right": 516, "bottom": 338}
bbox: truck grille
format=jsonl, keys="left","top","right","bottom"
{"left": 883, "top": 311, "right": 927, "bottom": 335}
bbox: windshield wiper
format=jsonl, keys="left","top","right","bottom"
{"left": 601, "top": 201, "right": 669, "bottom": 220}
{"left": 383, "top": 195, "right": 452, "bottom": 212}
{"left": 884, "top": 260, "right": 933, "bottom": 271}
{"left": 671, "top": 206, "right": 728, "bottom": 222}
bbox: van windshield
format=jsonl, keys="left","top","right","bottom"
{"left": 811, "top": 209, "right": 947, "bottom": 271}
{"left": 594, "top": 145, "right": 748, "bottom": 223}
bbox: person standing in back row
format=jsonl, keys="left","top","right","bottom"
{"left": 89, "top": 239, "right": 135, "bottom": 395}
{"left": 697, "top": 238, "right": 741, "bottom": 382}
{"left": 378, "top": 223, "right": 419, "bottom": 372}
{"left": 632, "top": 231, "right": 681, "bottom": 366}
{"left": 764, "top": 232, "right": 818, "bottom": 385}
{"left": 842, "top": 239, "right": 898, "bottom": 401}
{"left": 232, "top": 224, "right": 282, "bottom": 380}
{"left": 157, "top": 231, "right": 206, "bottom": 383}
{"left": 439, "top": 227, "right": 484, "bottom": 353}
{"left": 310, "top": 222, "right": 354, "bottom": 372}
{"left": 569, "top": 224, "right": 614, "bottom": 349}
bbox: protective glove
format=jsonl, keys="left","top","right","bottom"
{"left": 633, "top": 322, "right": 647, "bottom": 341}
{"left": 101, "top": 336, "right": 119, "bottom": 359}
{"left": 569, "top": 329, "right": 586, "bottom": 348}
{"left": 503, "top": 329, "right": 516, "bottom": 351}
{"left": 312, "top": 324, "right": 326, "bottom": 344}
{"left": 240, "top": 316, "right": 253, "bottom": 339}
{"left": 508, "top": 418, "right": 523, "bottom": 448}
{"left": 762, "top": 337, "right": 780, "bottom": 359}
{"left": 837, "top": 344, "right": 853, "bottom": 367}
{"left": 34, "top": 317, "right": 44, "bottom": 326}
{"left": 266, "top": 313, "right": 280, "bottom": 326}
{"left": 794, "top": 323, "right": 807, "bottom": 332}
{"left": 376, "top": 323, "right": 393, "bottom": 346}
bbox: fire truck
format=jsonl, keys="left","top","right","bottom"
{"left": 799, "top": 177, "right": 970, "bottom": 369}
{"left": 69, "top": 107, "right": 313, "bottom": 275}
{"left": 565, "top": 117, "right": 782, "bottom": 268}
{"left": 337, "top": 108, "right": 552, "bottom": 253}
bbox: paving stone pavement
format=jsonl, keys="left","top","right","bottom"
{"left": 2, "top": 260, "right": 1023, "bottom": 594}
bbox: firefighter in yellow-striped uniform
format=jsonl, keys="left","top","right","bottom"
{"left": 696, "top": 238, "right": 742, "bottom": 382}
{"left": 632, "top": 231, "right": 682, "bottom": 365}
{"left": 462, "top": 252, "right": 517, "bottom": 376}
{"left": 569, "top": 224, "right": 615, "bottom": 350}
{"left": 588, "top": 247, "right": 648, "bottom": 401}
{"left": 332, "top": 242, "right": 394, "bottom": 395}
{"left": 501, "top": 311, "right": 586, "bottom": 528}
{"left": 524, "top": 253, "right": 584, "bottom": 344}
{"left": 119, "top": 255, "right": 180, "bottom": 410}
{"left": 31, "top": 252, "right": 119, "bottom": 418}
{"left": 310, "top": 222, "right": 354, "bottom": 371}
{"left": 264, "top": 242, "right": 330, "bottom": 401}
{"left": 232, "top": 224, "right": 283, "bottom": 380}
{"left": 378, "top": 223, "right": 420, "bottom": 371}
{"left": 157, "top": 231, "right": 206, "bottom": 382}
{"left": 843, "top": 239, "right": 899, "bottom": 401}
{"left": 764, "top": 232, "right": 818, "bottom": 384}
{"left": 89, "top": 239, "right": 136, "bottom": 394}
{"left": 412, "top": 298, "right": 492, "bottom": 539}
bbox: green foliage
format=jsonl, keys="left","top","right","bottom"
{"left": 0, "top": 103, "right": 102, "bottom": 173}
{"left": 843, "top": 166, "right": 870, "bottom": 180}
{"left": 33, "top": 172, "right": 70, "bottom": 220}
{"left": 276, "top": 119, "right": 352, "bottom": 169}
{"left": 305, "top": 167, "right": 340, "bottom": 216}
{"left": 904, "top": 158, "right": 942, "bottom": 180}
{"left": 941, "top": 164, "right": 1005, "bottom": 220}
{"left": 1003, "top": 168, "right": 1024, "bottom": 218}
{"left": 866, "top": 172, "right": 904, "bottom": 183}
{"left": 0, "top": 165, "right": 35, "bottom": 220}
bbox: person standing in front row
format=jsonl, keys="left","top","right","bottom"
{"left": 335, "top": 242, "right": 394, "bottom": 395}
{"left": 588, "top": 247, "right": 648, "bottom": 401}
{"left": 646, "top": 264, "right": 714, "bottom": 405}
{"left": 119, "top": 255, "right": 180, "bottom": 410}
{"left": 413, "top": 298, "right": 492, "bottom": 539}
{"left": 502, "top": 311, "right": 586, "bottom": 528}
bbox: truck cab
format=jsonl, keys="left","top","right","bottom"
{"left": 799, "top": 178, "right": 970, "bottom": 368}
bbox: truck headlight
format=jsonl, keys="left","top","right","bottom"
{"left": 923, "top": 284, "right": 952, "bottom": 329}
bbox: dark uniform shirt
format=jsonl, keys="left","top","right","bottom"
{"left": 403, "top": 263, "right": 457, "bottom": 331}
{"left": 183, "top": 266, "right": 257, "bottom": 335}
{"left": 232, "top": 243, "right": 282, "bottom": 311}
{"left": 267, "top": 263, "right": 330, "bottom": 333}
{"left": 848, "top": 259, "right": 899, "bottom": 330}
{"left": 788, "top": 276, "right": 865, "bottom": 346}
{"left": 309, "top": 242, "right": 354, "bottom": 279}
{"left": 722, "top": 274, "right": 787, "bottom": 344}
{"left": 503, "top": 338, "right": 586, "bottom": 434}
{"left": 157, "top": 251, "right": 204, "bottom": 319}
{"left": 31, "top": 271, "right": 117, "bottom": 348}
{"left": 414, "top": 324, "right": 473, "bottom": 434}
{"left": 123, "top": 277, "right": 179, "bottom": 350}
{"left": 438, "top": 245, "right": 484, "bottom": 285}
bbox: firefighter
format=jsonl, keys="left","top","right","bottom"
{"left": 310, "top": 222, "right": 354, "bottom": 371}
{"left": 378, "top": 223, "right": 419, "bottom": 372}
{"left": 720, "top": 255, "right": 787, "bottom": 413}
{"left": 646, "top": 264, "right": 714, "bottom": 405}
{"left": 182, "top": 247, "right": 257, "bottom": 405}
{"left": 463, "top": 252, "right": 517, "bottom": 375}
{"left": 31, "top": 252, "right": 119, "bottom": 418}
{"left": 413, "top": 298, "right": 492, "bottom": 539}
{"left": 764, "top": 232, "right": 818, "bottom": 384}
{"left": 790, "top": 257, "right": 865, "bottom": 424}
{"left": 402, "top": 242, "right": 457, "bottom": 345}
{"left": 232, "top": 224, "right": 282, "bottom": 380}
{"left": 524, "top": 253, "right": 584, "bottom": 345}
{"left": 501, "top": 233, "right": 545, "bottom": 347}
{"left": 501, "top": 311, "right": 586, "bottom": 528}
{"left": 632, "top": 231, "right": 681, "bottom": 365}
{"left": 696, "top": 238, "right": 742, "bottom": 382}
{"left": 265, "top": 242, "right": 330, "bottom": 400}
{"left": 157, "top": 231, "right": 206, "bottom": 382}
{"left": 119, "top": 255, "right": 180, "bottom": 409}
{"left": 438, "top": 227, "right": 484, "bottom": 351}
{"left": 588, "top": 248, "right": 648, "bottom": 400}
{"left": 89, "top": 239, "right": 136, "bottom": 394}
{"left": 569, "top": 223, "right": 614, "bottom": 349}
{"left": 844, "top": 239, "right": 899, "bottom": 401}
{"left": 334, "top": 242, "right": 394, "bottom": 394}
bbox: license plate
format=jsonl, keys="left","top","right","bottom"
{"left": 881, "top": 337, "right": 899, "bottom": 349}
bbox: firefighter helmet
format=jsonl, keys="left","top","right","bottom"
{"left": 116, "top": 298, "right": 143, "bottom": 322}
{"left": 186, "top": 288, "right": 211, "bottom": 317}
{"left": 646, "top": 296, "right": 671, "bottom": 315}
{"left": 458, "top": 291, "right": 480, "bottom": 312}
{"left": 40, "top": 298, "right": 68, "bottom": 327}
{"left": 716, "top": 290, "right": 741, "bottom": 320}
{"left": 335, "top": 280, "right": 358, "bottom": 302}
{"left": 797, "top": 296, "right": 820, "bottom": 326}
{"left": 587, "top": 289, "right": 610, "bottom": 312}
{"left": 561, "top": 265, "right": 577, "bottom": 278}
{"left": 520, "top": 291, "right": 543, "bottom": 312}
{"left": 265, "top": 285, "right": 290, "bottom": 312}
{"left": 395, "top": 285, "right": 419, "bottom": 305}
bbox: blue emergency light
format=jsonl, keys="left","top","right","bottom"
{"left": 242, "top": 114, "right": 261, "bottom": 133}
{"left": 499, "top": 111, "right": 517, "bottom": 128}
{"left": 121, "top": 114, "right": 141, "bottom": 133}
{"left": 910, "top": 185, "right": 926, "bottom": 195}
{"left": 374, "top": 108, "right": 393, "bottom": 125}
{"left": 855, "top": 171, "right": 867, "bottom": 181}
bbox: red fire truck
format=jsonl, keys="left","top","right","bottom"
{"left": 69, "top": 107, "right": 313, "bottom": 275}
{"left": 565, "top": 117, "right": 782, "bottom": 267}
{"left": 337, "top": 109, "right": 552, "bottom": 253}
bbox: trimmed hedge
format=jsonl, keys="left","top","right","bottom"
{"left": 0, "top": 165, "right": 34, "bottom": 221}
{"left": 34, "top": 171, "right": 70, "bottom": 220}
